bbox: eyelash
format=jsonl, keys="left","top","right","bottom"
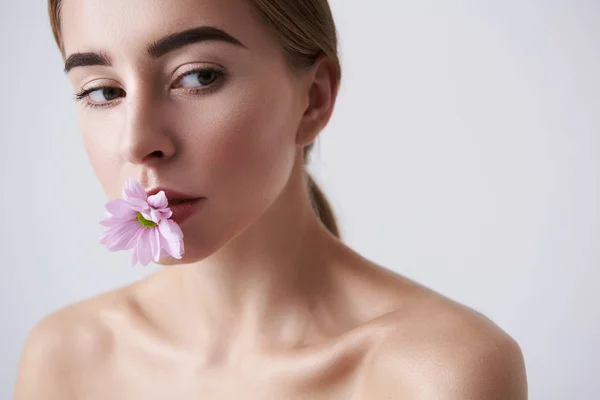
{"left": 73, "top": 67, "right": 227, "bottom": 110}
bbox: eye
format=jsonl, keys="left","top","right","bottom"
{"left": 73, "top": 67, "right": 226, "bottom": 109}
{"left": 89, "top": 87, "right": 124, "bottom": 103}
{"left": 178, "top": 68, "right": 221, "bottom": 88}
{"left": 74, "top": 86, "right": 125, "bottom": 107}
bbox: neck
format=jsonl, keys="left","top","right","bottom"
{"left": 147, "top": 154, "right": 351, "bottom": 357}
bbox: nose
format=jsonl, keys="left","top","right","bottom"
{"left": 119, "top": 90, "right": 176, "bottom": 166}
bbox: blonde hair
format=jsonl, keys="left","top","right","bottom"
{"left": 48, "top": 0, "right": 342, "bottom": 238}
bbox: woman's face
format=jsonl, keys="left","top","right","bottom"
{"left": 61, "top": 0, "right": 308, "bottom": 263}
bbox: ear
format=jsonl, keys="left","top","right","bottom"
{"left": 295, "top": 54, "right": 340, "bottom": 147}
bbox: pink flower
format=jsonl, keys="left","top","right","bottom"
{"left": 99, "top": 178, "right": 185, "bottom": 267}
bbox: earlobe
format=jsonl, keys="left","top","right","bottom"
{"left": 295, "top": 55, "right": 339, "bottom": 147}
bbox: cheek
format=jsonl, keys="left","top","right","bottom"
{"left": 190, "top": 78, "right": 299, "bottom": 206}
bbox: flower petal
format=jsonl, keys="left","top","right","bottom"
{"left": 106, "top": 221, "right": 143, "bottom": 251}
{"left": 124, "top": 224, "right": 144, "bottom": 250}
{"left": 149, "top": 227, "right": 161, "bottom": 262}
{"left": 99, "top": 216, "right": 128, "bottom": 227}
{"left": 99, "top": 220, "right": 132, "bottom": 244}
{"left": 149, "top": 209, "right": 160, "bottom": 223}
{"left": 122, "top": 178, "right": 147, "bottom": 202}
{"left": 105, "top": 199, "right": 138, "bottom": 219}
{"left": 136, "top": 229, "right": 153, "bottom": 267}
{"left": 148, "top": 208, "right": 172, "bottom": 223}
{"left": 126, "top": 197, "right": 150, "bottom": 213}
{"left": 158, "top": 219, "right": 183, "bottom": 242}
{"left": 162, "top": 239, "right": 183, "bottom": 259}
{"left": 147, "top": 191, "right": 168, "bottom": 209}
{"left": 158, "top": 220, "right": 184, "bottom": 259}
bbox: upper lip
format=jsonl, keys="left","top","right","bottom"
{"left": 145, "top": 187, "right": 203, "bottom": 202}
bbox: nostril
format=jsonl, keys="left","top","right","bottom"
{"left": 140, "top": 150, "right": 164, "bottom": 164}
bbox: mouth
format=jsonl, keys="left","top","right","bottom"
{"left": 168, "top": 199, "right": 194, "bottom": 206}
{"left": 145, "top": 187, "right": 204, "bottom": 205}
{"left": 167, "top": 198, "right": 205, "bottom": 224}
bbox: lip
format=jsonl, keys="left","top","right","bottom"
{"left": 144, "top": 187, "right": 205, "bottom": 225}
{"left": 145, "top": 187, "right": 203, "bottom": 203}
{"left": 167, "top": 198, "right": 205, "bottom": 225}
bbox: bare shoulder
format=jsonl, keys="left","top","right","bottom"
{"left": 13, "top": 285, "right": 134, "bottom": 400}
{"left": 359, "top": 283, "right": 528, "bottom": 399}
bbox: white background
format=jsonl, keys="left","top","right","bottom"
{"left": 1, "top": 1, "right": 598, "bottom": 398}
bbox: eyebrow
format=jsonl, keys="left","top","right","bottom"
{"left": 64, "top": 26, "right": 246, "bottom": 74}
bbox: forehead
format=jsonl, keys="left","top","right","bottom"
{"left": 60, "top": 0, "right": 278, "bottom": 61}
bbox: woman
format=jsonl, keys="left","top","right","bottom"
{"left": 14, "top": 0, "right": 527, "bottom": 398}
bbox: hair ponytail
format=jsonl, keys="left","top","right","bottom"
{"left": 306, "top": 173, "right": 339, "bottom": 238}
{"left": 304, "top": 140, "right": 340, "bottom": 238}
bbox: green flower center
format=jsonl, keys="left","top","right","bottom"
{"left": 137, "top": 212, "right": 157, "bottom": 228}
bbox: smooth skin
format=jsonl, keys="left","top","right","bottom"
{"left": 14, "top": 0, "right": 527, "bottom": 398}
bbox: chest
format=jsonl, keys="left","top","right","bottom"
{"left": 72, "top": 348, "right": 368, "bottom": 400}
